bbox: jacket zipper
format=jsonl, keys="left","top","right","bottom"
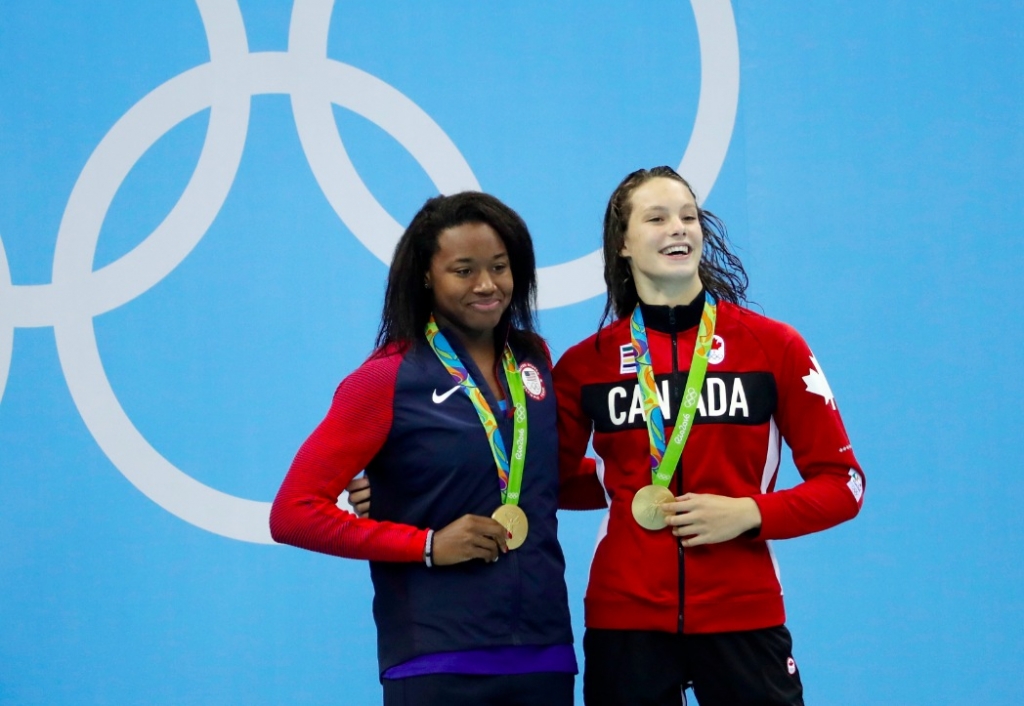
{"left": 669, "top": 309, "right": 685, "bottom": 634}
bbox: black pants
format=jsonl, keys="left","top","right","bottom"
{"left": 383, "top": 671, "right": 575, "bottom": 706}
{"left": 583, "top": 626, "right": 803, "bottom": 706}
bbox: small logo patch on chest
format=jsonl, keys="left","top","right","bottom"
{"left": 519, "top": 362, "right": 546, "bottom": 400}
{"left": 709, "top": 335, "right": 725, "bottom": 365}
{"left": 619, "top": 344, "right": 637, "bottom": 374}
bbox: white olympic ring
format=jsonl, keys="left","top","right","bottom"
{"left": 0, "top": 0, "right": 739, "bottom": 543}
{"left": 0, "top": 235, "right": 12, "bottom": 409}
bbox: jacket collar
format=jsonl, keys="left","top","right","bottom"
{"left": 637, "top": 289, "right": 706, "bottom": 333}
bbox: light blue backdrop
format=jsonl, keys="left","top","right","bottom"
{"left": 1, "top": 1, "right": 1021, "bottom": 704}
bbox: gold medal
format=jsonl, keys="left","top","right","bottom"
{"left": 492, "top": 504, "right": 529, "bottom": 550}
{"left": 631, "top": 484, "right": 675, "bottom": 530}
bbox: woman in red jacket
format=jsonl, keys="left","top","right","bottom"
{"left": 554, "top": 166, "right": 865, "bottom": 706}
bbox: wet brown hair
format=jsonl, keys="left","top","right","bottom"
{"left": 600, "top": 165, "right": 749, "bottom": 325}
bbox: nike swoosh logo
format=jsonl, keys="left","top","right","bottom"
{"left": 432, "top": 385, "right": 462, "bottom": 404}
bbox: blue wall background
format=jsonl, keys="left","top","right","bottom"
{"left": 1, "top": 1, "right": 1022, "bottom": 703}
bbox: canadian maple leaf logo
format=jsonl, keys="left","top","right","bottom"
{"left": 802, "top": 355, "right": 836, "bottom": 409}
{"left": 709, "top": 335, "right": 725, "bottom": 364}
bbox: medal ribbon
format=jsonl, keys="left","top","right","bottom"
{"left": 424, "top": 317, "right": 528, "bottom": 505}
{"left": 630, "top": 294, "right": 717, "bottom": 487}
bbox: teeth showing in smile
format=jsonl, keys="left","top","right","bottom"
{"left": 661, "top": 244, "right": 692, "bottom": 256}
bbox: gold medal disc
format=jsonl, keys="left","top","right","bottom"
{"left": 492, "top": 504, "right": 529, "bottom": 550}
{"left": 631, "top": 484, "right": 675, "bottom": 530}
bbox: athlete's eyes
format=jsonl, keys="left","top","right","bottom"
{"left": 647, "top": 216, "right": 664, "bottom": 223}
{"left": 493, "top": 262, "right": 508, "bottom": 273}
{"left": 454, "top": 268, "right": 472, "bottom": 277}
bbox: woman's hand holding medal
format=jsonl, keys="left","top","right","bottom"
{"left": 433, "top": 514, "right": 509, "bottom": 565}
{"left": 344, "top": 477, "right": 512, "bottom": 563}
{"left": 661, "top": 493, "right": 762, "bottom": 547}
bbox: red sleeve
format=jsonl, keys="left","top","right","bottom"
{"left": 752, "top": 328, "right": 866, "bottom": 540}
{"left": 554, "top": 347, "right": 608, "bottom": 511}
{"left": 269, "top": 351, "right": 428, "bottom": 562}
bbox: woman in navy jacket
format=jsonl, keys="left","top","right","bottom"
{"left": 270, "top": 192, "right": 576, "bottom": 706}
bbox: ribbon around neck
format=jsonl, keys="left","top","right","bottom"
{"left": 629, "top": 295, "right": 717, "bottom": 487}
{"left": 424, "top": 317, "right": 528, "bottom": 505}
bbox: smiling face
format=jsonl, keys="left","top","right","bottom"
{"left": 426, "top": 221, "right": 513, "bottom": 344}
{"left": 620, "top": 176, "right": 704, "bottom": 306}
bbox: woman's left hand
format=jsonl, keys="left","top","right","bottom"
{"left": 345, "top": 476, "right": 372, "bottom": 518}
{"left": 662, "top": 493, "right": 762, "bottom": 547}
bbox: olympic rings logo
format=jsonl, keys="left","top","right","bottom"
{"left": 0, "top": 0, "right": 738, "bottom": 543}
{"left": 685, "top": 388, "right": 701, "bottom": 408}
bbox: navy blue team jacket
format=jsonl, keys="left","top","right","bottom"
{"left": 366, "top": 332, "right": 573, "bottom": 674}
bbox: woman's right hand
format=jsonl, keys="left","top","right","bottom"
{"left": 432, "top": 515, "right": 509, "bottom": 565}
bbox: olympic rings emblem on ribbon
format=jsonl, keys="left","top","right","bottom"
{"left": 685, "top": 388, "right": 701, "bottom": 408}
{"left": 0, "top": 0, "right": 739, "bottom": 543}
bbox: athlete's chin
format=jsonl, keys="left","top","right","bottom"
{"left": 457, "top": 306, "right": 507, "bottom": 335}
{"left": 662, "top": 262, "right": 699, "bottom": 277}
{"left": 648, "top": 267, "right": 700, "bottom": 289}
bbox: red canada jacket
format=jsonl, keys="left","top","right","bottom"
{"left": 554, "top": 295, "right": 865, "bottom": 634}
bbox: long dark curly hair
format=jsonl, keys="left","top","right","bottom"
{"left": 600, "top": 166, "right": 749, "bottom": 326}
{"left": 375, "top": 191, "right": 545, "bottom": 360}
